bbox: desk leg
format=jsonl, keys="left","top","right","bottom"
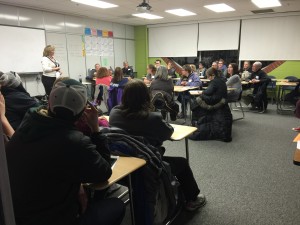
{"left": 182, "top": 92, "right": 186, "bottom": 124}
{"left": 276, "top": 86, "right": 282, "bottom": 113}
{"left": 128, "top": 174, "right": 135, "bottom": 225}
{"left": 185, "top": 137, "right": 190, "bottom": 165}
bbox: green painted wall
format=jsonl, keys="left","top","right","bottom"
{"left": 134, "top": 26, "right": 148, "bottom": 78}
{"left": 269, "top": 61, "right": 300, "bottom": 79}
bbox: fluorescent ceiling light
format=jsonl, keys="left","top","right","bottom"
{"left": 204, "top": 3, "right": 235, "bottom": 13}
{"left": 165, "top": 9, "right": 196, "bottom": 17}
{"left": 58, "top": 22, "right": 82, "bottom": 28}
{"left": 132, "top": 13, "right": 163, "bottom": 20}
{"left": 0, "top": 14, "right": 30, "bottom": 21}
{"left": 71, "top": 0, "right": 118, "bottom": 9}
{"left": 251, "top": 0, "right": 281, "bottom": 8}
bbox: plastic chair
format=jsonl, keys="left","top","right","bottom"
{"left": 94, "top": 84, "right": 109, "bottom": 111}
{"left": 230, "top": 90, "right": 245, "bottom": 121}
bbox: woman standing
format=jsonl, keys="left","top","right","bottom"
{"left": 226, "top": 63, "right": 242, "bottom": 102}
{"left": 41, "top": 45, "right": 61, "bottom": 96}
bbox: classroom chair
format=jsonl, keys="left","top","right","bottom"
{"left": 230, "top": 90, "right": 245, "bottom": 121}
{"left": 94, "top": 84, "right": 109, "bottom": 112}
{"left": 266, "top": 75, "right": 277, "bottom": 104}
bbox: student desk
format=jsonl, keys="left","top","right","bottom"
{"left": 170, "top": 124, "right": 197, "bottom": 164}
{"left": 200, "top": 79, "right": 210, "bottom": 82}
{"left": 87, "top": 157, "right": 146, "bottom": 225}
{"left": 189, "top": 88, "right": 236, "bottom": 96}
{"left": 174, "top": 86, "right": 198, "bottom": 123}
{"left": 102, "top": 116, "right": 196, "bottom": 164}
{"left": 293, "top": 134, "right": 300, "bottom": 166}
{"left": 276, "top": 82, "right": 298, "bottom": 114}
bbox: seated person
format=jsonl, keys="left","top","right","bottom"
{"left": 167, "top": 61, "right": 177, "bottom": 78}
{"left": 95, "top": 67, "right": 112, "bottom": 86}
{"left": 150, "top": 66, "right": 179, "bottom": 121}
{"left": 108, "top": 67, "right": 129, "bottom": 113}
{"left": 197, "top": 61, "right": 207, "bottom": 78}
{"left": 226, "top": 63, "right": 242, "bottom": 102}
{"left": 87, "top": 63, "right": 101, "bottom": 80}
{"left": 0, "top": 92, "right": 14, "bottom": 143}
{"left": 190, "top": 67, "right": 232, "bottom": 142}
{"left": 244, "top": 61, "right": 270, "bottom": 111}
{"left": 5, "top": 79, "right": 125, "bottom": 225}
{"left": 176, "top": 65, "right": 201, "bottom": 118}
{"left": 155, "top": 59, "right": 161, "bottom": 68}
{"left": 144, "top": 64, "right": 157, "bottom": 85}
{"left": 190, "top": 64, "right": 197, "bottom": 76}
{"left": 218, "top": 59, "right": 227, "bottom": 77}
{"left": 293, "top": 99, "right": 300, "bottom": 132}
{"left": 0, "top": 71, "right": 39, "bottom": 130}
{"left": 239, "top": 61, "right": 252, "bottom": 80}
{"left": 109, "top": 79, "right": 206, "bottom": 211}
{"left": 122, "top": 61, "right": 134, "bottom": 79}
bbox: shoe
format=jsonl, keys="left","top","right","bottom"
{"left": 292, "top": 127, "right": 300, "bottom": 132}
{"left": 185, "top": 194, "right": 206, "bottom": 212}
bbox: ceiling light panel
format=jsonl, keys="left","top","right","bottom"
{"left": 132, "top": 13, "right": 163, "bottom": 20}
{"left": 204, "top": 3, "right": 235, "bottom": 13}
{"left": 71, "top": 0, "right": 118, "bottom": 9}
{"left": 165, "top": 9, "right": 196, "bottom": 17}
{"left": 251, "top": 0, "right": 281, "bottom": 8}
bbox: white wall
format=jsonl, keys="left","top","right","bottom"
{"left": 0, "top": 4, "right": 135, "bottom": 96}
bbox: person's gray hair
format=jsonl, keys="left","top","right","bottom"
{"left": 155, "top": 65, "right": 168, "bottom": 80}
{"left": 253, "top": 61, "right": 262, "bottom": 69}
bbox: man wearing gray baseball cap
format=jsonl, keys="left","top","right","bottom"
{"left": 5, "top": 79, "right": 125, "bottom": 225}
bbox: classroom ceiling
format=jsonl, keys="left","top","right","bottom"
{"left": 1, "top": 0, "right": 300, "bottom": 26}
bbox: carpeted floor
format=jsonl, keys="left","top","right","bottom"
{"left": 117, "top": 104, "right": 300, "bottom": 225}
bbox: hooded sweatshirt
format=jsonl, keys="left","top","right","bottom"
{"left": 6, "top": 107, "right": 112, "bottom": 225}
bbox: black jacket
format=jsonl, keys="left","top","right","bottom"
{"left": 247, "top": 69, "right": 268, "bottom": 93}
{"left": 202, "top": 77, "right": 227, "bottom": 105}
{"left": 6, "top": 107, "right": 112, "bottom": 225}
{"left": 1, "top": 85, "right": 39, "bottom": 130}
{"left": 122, "top": 67, "right": 134, "bottom": 78}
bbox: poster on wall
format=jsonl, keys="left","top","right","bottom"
{"left": 84, "top": 27, "right": 114, "bottom": 57}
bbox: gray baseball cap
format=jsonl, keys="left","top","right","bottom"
{"left": 49, "top": 79, "right": 87, "bottom": 116}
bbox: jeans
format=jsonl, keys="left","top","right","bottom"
{"left": 177, "top": 93, "right": 190, "bottom": 113}
{"left": 80, "top": 198, "right": 125, "bottom": 225}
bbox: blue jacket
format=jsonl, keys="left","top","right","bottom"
{"left": 176, "top": 73, "right": 201, "bottom": 87}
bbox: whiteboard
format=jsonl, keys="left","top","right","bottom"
{"left": 66, "top": 34, "right": 86, "bottom": 80}
{"left": 0, "top": 25, "right": 46, "bottom": 73}
{"left": 114, "top": 39, "right": 126, "bottom": 68}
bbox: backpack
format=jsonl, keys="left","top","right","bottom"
{"left": 101, "top": 129, "right": 181, "bottom": 225}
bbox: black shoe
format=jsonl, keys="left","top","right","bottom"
{"left": 170, "top": 113, "right": 177, "bottom": 121}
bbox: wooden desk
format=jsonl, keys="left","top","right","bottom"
{"left": 174, "top": 86, "right": 198, "bottom": 124}
{"left": 189, "top": 90, "right": 203, "bottom": 96}
{"left": 276, "top": 82, "right": 298, "bottom": 114}
{"left": 170, "top": 124, "right": 197, "bottom": 164}
{"left": 87, "top": 157, "right": 146, "bottom": 225}
{"left": 294, "top": 134, "right": 300, "bottom": 142}
{"left": 200, "top": 79, "right": 210, "bottom": 82}
{"left": 294, "top": 149, "right": 300, "bottom": 166}
{"left": 272, "top": 79, "right": 289, "bottom": 82}
{"left": 174, "top": 86, "right": 198, "bottom": 92}
{"left": 88, "top": 157, "right": 146, "bottom": 190}
{"left": 241, "top": 81, "right": 249, "bottom": 85}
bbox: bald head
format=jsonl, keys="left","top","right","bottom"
{"left": 252, "top": 61, "right": 262, "bottom": 72}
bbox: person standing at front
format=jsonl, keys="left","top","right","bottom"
{"left": 41, "top": 45, "right": 61, "bottom": 96}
